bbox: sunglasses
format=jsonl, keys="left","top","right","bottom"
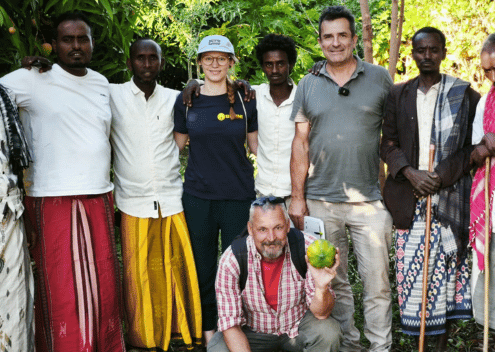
{"left": 252, "top": 196, "right": 285, "bottom": 206}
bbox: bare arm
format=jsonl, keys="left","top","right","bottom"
{"left": 174, "top": 132, "right": 189, "bottom": 152}
{"left": 308, "top": 250, "right": 340, "bottom": 319}
{"left": 223, "top": 326, "right": 251, "bottom": 352}
{"left": 289, "top": 121, "right": 310, "bottom": 230}
{"left": 247, "top": 131, "right": 258, "bottom": 156}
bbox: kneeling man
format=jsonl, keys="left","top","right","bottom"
{"left": 209, "top": 196, "right": 342, "bottom": 352}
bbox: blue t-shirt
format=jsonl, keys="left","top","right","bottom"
{"left": 174, "top": 91, "right": 258, "bottom": 200}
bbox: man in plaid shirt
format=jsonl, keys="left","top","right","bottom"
{"left": 208, "top": 196, "right": 342, "bottom": 352}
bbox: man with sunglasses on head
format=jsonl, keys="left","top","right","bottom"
{"left": 208, "top": 196, "right": 342, "bottom": 352}
{"left": 289, "top": 5, "right": 394, "bottom": 352}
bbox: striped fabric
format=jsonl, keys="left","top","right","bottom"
{"left": 25, "top": 192, "right": 125, "bottom": 352}
{"left": 121, "top": 212, "right": 202, "bottom": 351}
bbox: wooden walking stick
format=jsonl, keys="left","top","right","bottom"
{"left": 484, "top": 156, "right": 491, "bottom": 352}
{"left": 419, "top": 144, "right": 435, "bottom": 352}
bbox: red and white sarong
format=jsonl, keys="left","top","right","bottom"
{"left": 25, "top": 192, "right": 125, "bottom": 352}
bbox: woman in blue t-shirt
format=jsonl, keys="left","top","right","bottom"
{"left": 174, "top": 35, "right": 258, "bottom": 344}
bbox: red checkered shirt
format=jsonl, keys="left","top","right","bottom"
{"left": 215, "top": 233, "right": 334, "bottom": 338}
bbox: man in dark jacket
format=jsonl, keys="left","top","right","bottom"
{"left": 380, "top": 27, "right": 480, "bottom": 351}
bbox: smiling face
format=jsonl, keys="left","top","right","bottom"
{"left": 127, "top": 39, "right": 163, "bottom": 88}
{"left": 481, "top": 50, "right": 495, "bottom": 84}
{"left": 262, "top": 50, "right": 292, "bottom": 86}
{"left": 199, "top": 51, "right": 233, "bottom": 83}
{"left": 52, "top": 19, "right": 94, "bottom": 76}
{"left": 412, "top": 32, "right": 446, "bottom": 75}
{"left": 248, "top": 205, "right": 290, "bottom": 262}
{"left": 318, "top": 17, "right": 358, "bottom": 67}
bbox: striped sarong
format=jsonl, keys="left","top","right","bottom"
{"left": 25, "top": 192, "right": 125, "bottom": 352}
{"left": 121, "top": 211, "right": 202, "bottom": 351}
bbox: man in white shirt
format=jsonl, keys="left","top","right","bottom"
{"left": 0, "top": 12, "right": 125, "bottom": 351}
{"left": 253, "top": 34, "right": 298, "bottom": 198}
{"left": 109, "top": 38, "right": 201, "bottom": 351}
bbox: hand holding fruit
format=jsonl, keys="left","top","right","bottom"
{"left": 306, "top": 239, "right": 340, "bottom": 289}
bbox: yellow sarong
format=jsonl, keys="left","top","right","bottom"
{"left": 121, "top": 211, "right": 202, "bottom": 350}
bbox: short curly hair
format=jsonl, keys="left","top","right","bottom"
{"left": 412, "top": 27, "right": 446, "bottom": 49}
{"left": 255, "top": 34, "right": 297, "bottom": 67}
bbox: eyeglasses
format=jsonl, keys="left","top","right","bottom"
{"left": 201, "top": 56, "right": 230, "bottom": 66}
{"left": 252, "top": 196, "right": 285, "bottom": 207}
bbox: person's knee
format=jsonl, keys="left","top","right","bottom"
{"left": 304, "top": 316, "right": 342, "bottom": 351}
{"left": 207, "top": 331, "right": 230, "bottom": 352}
{"left": 319, "top": 316, "right": 342, "bottom": 346}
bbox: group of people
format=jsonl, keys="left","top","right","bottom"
{"left": 1, "top": 4, "right": 495, "bottom": 352}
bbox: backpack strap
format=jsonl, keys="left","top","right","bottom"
{"left": 230, "top": 227, "right": 249, "bottom": 292}
{"left": 287, "top": 228, "right": 307, "bottom": 279}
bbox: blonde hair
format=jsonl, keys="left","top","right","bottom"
{"left": 226, "top": 76, "right": 237, "bottom": 120}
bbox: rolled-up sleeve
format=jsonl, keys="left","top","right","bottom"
{"left": 215, "top": 248, "right": 244, "bottom": 332}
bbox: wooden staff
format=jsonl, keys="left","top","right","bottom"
{"left": 419, "top": 144, "right": 435, "bottom": 352}
{"left": 484, "top": 156, "right": 491, "bottom": 352}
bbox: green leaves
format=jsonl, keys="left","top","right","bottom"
{"left": 373, "top": 0, "right": 495, "bottom": 93}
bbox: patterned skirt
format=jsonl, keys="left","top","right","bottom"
{"left": 395, "top": 200, "right": 472, "bottom": 336}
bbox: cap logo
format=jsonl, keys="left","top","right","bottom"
{"left": 209, "top": 39, "right": 221, "bottom": 45}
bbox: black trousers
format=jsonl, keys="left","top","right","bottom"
{"left": 182, "top": 191, "right": 252, "bottom": 331}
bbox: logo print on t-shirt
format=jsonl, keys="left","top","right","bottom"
{"left": 217, "top": 112, "right": 243, "bottom": 121}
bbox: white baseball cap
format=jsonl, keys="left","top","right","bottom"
{"left": 197, "top": 35, "right": 237, "bottom": 61}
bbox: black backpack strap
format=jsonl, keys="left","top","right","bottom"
{"left": 231, "top": 227, "right": 307, "bottom": 292}
{"left": 287, "top": 228, "right": 307, "bottom": 279}
{"left": 230, "top": 227, "right": 249, "bottom": 292}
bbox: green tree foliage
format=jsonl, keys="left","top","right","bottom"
{"left": 166, "top": 0, "right": 389, "bottom": 85}
{"left": 0, "top": 0, "right": 139, "bottom": 82}
{"left": 2, "top": 0, "right": 495, "bottom": 93}
{"left": 373, "top": 0, "right": 495, "bottom": 94}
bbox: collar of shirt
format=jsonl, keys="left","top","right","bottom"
{"left": 257, "top": 79, "right": 297, "bottom": 108}
{"left": 130, "top": 77, "right": 158, "bottom": 99}
{"left": 318, "top": 55, "right": 365, "bottom": 82}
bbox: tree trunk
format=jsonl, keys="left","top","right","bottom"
{"left": 382, "top": 0, "right": 405, "bottom": 193}
{"left": 388, "top": 0, "right": 399, "bottom": 80}
{"left": 359, "top": 0, "right": 373, "bottom": 63}
{"left": 388, "top": 0, "right": 405, "bottom": 81}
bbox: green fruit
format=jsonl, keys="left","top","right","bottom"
{"left": 307, "top": 239, "right": 336, "bottom": 268}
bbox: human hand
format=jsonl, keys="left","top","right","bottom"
{"left": 234, "top": 80, "right": 256, "bottom": 102}
{"left": 21, "top": 56, "right": 52, "bottom": 73}
{"left": 288, "top": 197, "right": 309, "bottom": 230}
{"left": 402, "top": 166, "right": 441, "bottom": 197}
{"left": 182, "top": 80, "right": 201, "bottom": 107}
{"left": 308, "top": 60, "right": 325, "bottom": 76}
{"left": 481, "top": 132, "right": 495, "bottom": 155}
{"left": 470, "top": 145, "right": 490, "bottom": 166}
{"left": 306, "top": 248, "right": 340, "bottom": 289}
